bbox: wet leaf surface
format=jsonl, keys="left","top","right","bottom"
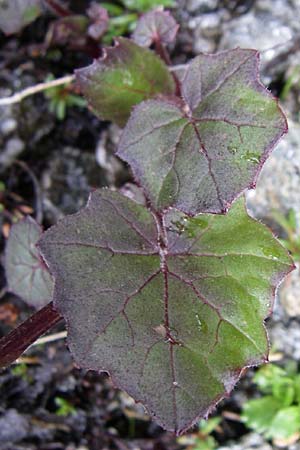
{"left": 118, "top": 49, "right": 287, "bottom": 215}
{"left": 38, "top": 190, "right": 293, "bottom": 434}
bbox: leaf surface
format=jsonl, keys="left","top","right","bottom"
{"left": 5, "top": 217, "right": 54, "bottom": 309}
{"left": 38, "top": 189, "right": 293, "bottom": 434}
{"left": 132, "top": 9, "right": 179, "bottom": 47}
{"left": 118, "top": 49, "right": 287, "bottom": 214}
{"left": 76, "top": 37, "right": 175, "bottom": 126}
{"left": 0, "top": 0, "right": 42, "bottom": 34}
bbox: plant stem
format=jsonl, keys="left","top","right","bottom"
{"left": 0, "top": 302, "right": 63, "bottom": 369}
{"left": 44, "top": 0, "right": 72, "bottom": 17}
{"left": 0, "top": 75, "right": 75, "bottom": 106}
{"left": 154, "top": 39, "right": 172, "bottom": 66}
{"left": 154, "top": 40, "right": 181, "bottom": 96}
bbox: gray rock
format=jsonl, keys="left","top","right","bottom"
{"left": 0, "top": 137, "right": 25, "bottom": 169}
{"left": 220, "top": 11, "right": 293, "bottom": 63}
{"left": 0, "top": 409, "right": 29, "bottom": 444}
{"left": 218, "top": 432, "right": 272, "bottom": 450}
{"left": 188, "top": 12, "right": 222, "bottom": 52}
{"left": 41, "top": 146, "right": 107, "bottom": 216}
{"left": 186, "top": 0, "right": 218, "bottom": 13}
{"left": 0, "top": 118, "right": 17, "bottom": 136}
{"left": 246, "top": 119, "right": 300, "bottom": 225}
{"left": 280, "top": 264, "right": 300, "bottom": 317}
{"left": 219, "top": 0, "right": 300, "bottom": 82}
{"left": 270, "top": 319, "right": 300, "bottom": 360}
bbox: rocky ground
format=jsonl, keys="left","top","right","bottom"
{"left": 1, "top": 0, "right": 300, "bottom": 449}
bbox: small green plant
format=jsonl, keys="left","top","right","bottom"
{"left": 55, "top": 396, "right": 76, "bottom": 416}
{"left": 0, "top": 181, "right": 5, "bottom": 214}
{"left": 242, "top": 362, "right": 300, "bottom": 445}
{"left": 272, "top": 209, "right": 300, "bottom": 261}
{"left": 102, "top": 0, "right": 176, "bottom": 43}
{"left": 44, "top": 74, "right": 87, "bottom": 120}
{"left": 177, "top": 417, "right": 221, "bottom": 450}
{"left": 280, "top": 65, "right": 300, "bottom": 101}
{"left": 11, "top": 363, "right": 30, "bottom": 382}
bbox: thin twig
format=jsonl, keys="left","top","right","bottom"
{"left": 169, "top": 64, "right": 188, "bottom": 72}
{"left": 31, "top": 330, "right": 67, "bottom": 346}
{"left": 0, "top": 75, "right": 75, "bottom": 106}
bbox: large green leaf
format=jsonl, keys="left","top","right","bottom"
{"left": 117, "top": 49, "right": 287, "bottom": 215}
{"left": 76, "top": 37, "right": 175, "bottom": 126}
{"left": 38, "top": 189, "right": 293, "bottom": 434}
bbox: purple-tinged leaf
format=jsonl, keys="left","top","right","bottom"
{"left": 87, "top": 2, "right": 109, "bottom": 40}
{"left": 118, "top": 49, "right": 287, "bottom": 215}
{"left": 5, "top": 217, "right": 54, "bottom": 309}
{"left": 45, "top": 15, "right": 89, "bottom": 49}
{"left": 0, "top": 0, "right": 42, "bottom": 35}
{"left": 75, "top": 37, "right": 176, "bottom": 127}
{"left": 132, "top": 9, "right": 179, "bottom": 47}
{"left": 38, "top": 189, "right": 294, "bottom": 434}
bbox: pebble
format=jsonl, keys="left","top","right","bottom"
{"left": 219, "top": 432, "right": 272, "bottom": 450}
{"left": 270, "top": 319, "right": 300, "bottom": 360}
{"left": 0, "top": 118, "right": 17, "bottom": 136}
{"left": 220, "top": 12, "right": 293, "bottom": 63}
{"left": 280, "top": 264, "right": 300, "bottom": 317}
{"left": 0, "top": 137, "right": 25, "bottom": 168}
{"left": 186, "top": 0, "right": 218, "bottom": 13}
{"left": 246, "top": 119, "right": 300, "bottom": 224}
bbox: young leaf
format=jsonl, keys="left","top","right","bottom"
{"left": 5, "top": 217, "right": 54, "bottom": 309}
{"left": 76, "top": 37, "right": 176, "bottom": 126}
{"left": 38, "top": 189, "right": 293, "bottom": 434}
{"left": 132, "top": 9, "right": 179, "bottom": 47}
{"left": 266, "top": 406, "right": 300, "bottom": 440}
{"left": 86, "top": 2, "right": 109, "bottom": 40}
{"left": 241, "top": 396, "right": 282, "bottom": 434}
{"left": 118, "top": 49, "right": 287, "bottom": 215}
{"left": 121, "top": 0, "right": 175, "bottom": 12}
{"left": 0, "top": 0, "right": 42, "bottom": 35}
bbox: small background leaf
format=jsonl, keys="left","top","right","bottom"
{"left": 132, "top": 9, "right": 179, "bottom": 47}
{"left": 76, "top": 37, "right": 175, "bottom": 126}
{"left": 241, "top": 396, "right": 281, "bottom": 434}
{"left": 266, "top": 407, "right": 300, "bottom": 440}
{"left": 0, "top": 0, "right": 42, "bottom": 35}
{"left": 38, "top": 191, "right": 293, "bottom": 434}
{"left": 5, "top": 217, "right": 54, "bottom": 309}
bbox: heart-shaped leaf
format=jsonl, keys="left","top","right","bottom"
{"left": 38, "top": 189, "right": 293, "bottom": 434}
{"left": 76, "top": 37, "right": 176, "bottom": 127}
{"left": 5, "top": 217, "right": 54, "bottom": 309}
{"left": 118, "top": 49, "right": 287, "bottom": 215}
{"left": 132, "top": 9, "right": 179, "bottom": 47}
{"left": 0, "top": 0, "right": 42, "bottom": 35}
